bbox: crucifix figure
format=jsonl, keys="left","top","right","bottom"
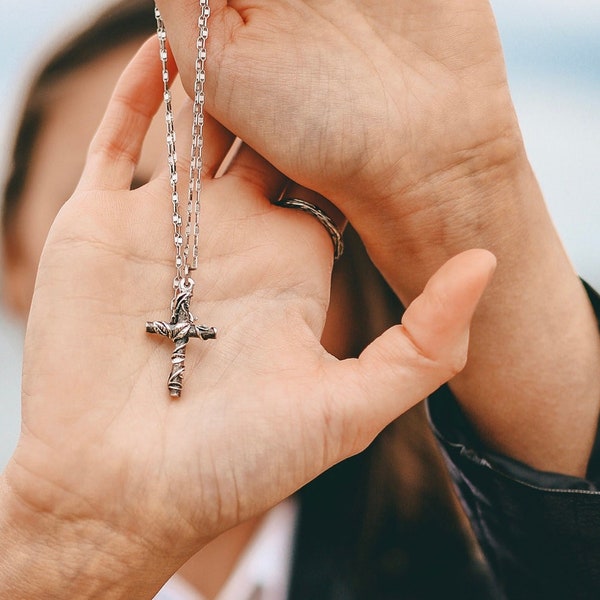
{"left": 146, "top": 278, "right": 216, "bottom": 398}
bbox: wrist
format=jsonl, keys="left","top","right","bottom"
{"left": 344, "top": 134, "right": 600, "bottom": 475}
{"left": 347, "top": 134, "right": 539, "bottom": 300}
{"left": 0, "top": 472, "right": 176, "bottom": 599}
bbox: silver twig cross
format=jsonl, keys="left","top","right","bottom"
{"left": 146, "top": 279, "right": 216, "bottom": 397}
{"left": 149, "top": 3, "right": 214, "bottom": 398}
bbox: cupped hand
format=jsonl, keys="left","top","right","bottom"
{"left": 157, "top": 0, "right": 522, "bottom": 233}
{"left": 2, "top": 39, "right": 494, "bottom": 592}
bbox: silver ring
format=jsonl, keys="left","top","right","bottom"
{"left": 275, "top": 197, "right": 344, "bottom": 260}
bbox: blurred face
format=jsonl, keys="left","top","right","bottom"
{"left": 4, "top": 40, "right": 163, "bottom": 317}
{"left": 3, "top": 39, "right": 355, "bottom": 358}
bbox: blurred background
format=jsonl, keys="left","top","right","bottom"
{"left": 0, "top": 0, "right": 599, "bottom": 468}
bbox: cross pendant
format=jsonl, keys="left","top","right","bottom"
{"left": 146, "top": 278, "right": 216, "bottom": 398}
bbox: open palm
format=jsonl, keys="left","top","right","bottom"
{"left": 5, "top": 39, "right": 494, "bottom": 579}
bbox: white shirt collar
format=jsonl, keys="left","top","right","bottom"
{"left": 155, "top": 498, "right": 298, "bottom": 600}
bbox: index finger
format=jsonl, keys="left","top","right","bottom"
{"left": 77, "top": 36, "right": 176, "bottom": 192}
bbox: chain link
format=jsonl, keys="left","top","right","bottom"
{"left": 154, "top": 1, "right": 210, "bottom": 316}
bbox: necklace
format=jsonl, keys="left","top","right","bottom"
{"left": 146, "top": 1, "right": 216, "bottom": 398}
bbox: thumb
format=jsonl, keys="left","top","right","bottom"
{"left": 324, "top": 249, "right": 496, "bottom": 458}
{"left": 400, "top": 248, "right": 497, "bottom": 372}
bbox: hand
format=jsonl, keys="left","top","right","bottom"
{"left": 0, "top": 39, "right": 494, "bottom": 597}
{"left": 157, "top": 0, "right": 521, "bottom": 245}
{"left": 156, "top": 1, "right": 600, "bottom": 475}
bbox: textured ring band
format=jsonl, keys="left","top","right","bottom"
{"left": 275, "top": 197, "right": 344, "bottom": 260}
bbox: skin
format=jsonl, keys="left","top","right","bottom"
{"left": 1, "top": 40, "right": 368, "bottom": 599}
{"left": 0, "top": 38, "right": 495, "bottom": 598}
{"left": 156, "top": 0, "right": 600, "bottom": 476}
{"left": 3, "top": 41, "right": 262, "bottom": 600}
{"left": 4, "top": 42, "right": 149, "bottom": 317}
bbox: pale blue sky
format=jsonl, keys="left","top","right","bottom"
{"left": 0, "top": 1, "right": 599, "bottom": 466}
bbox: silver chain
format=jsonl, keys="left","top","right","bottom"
{"left": 155, "top": 1, "right": 210, "bottom": 317}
